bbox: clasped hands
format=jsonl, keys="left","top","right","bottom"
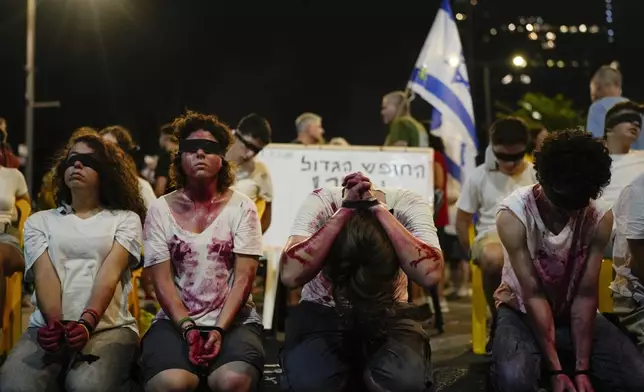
{"left": 184, "top": 326, "right": 223, "bottom": 367}
{"left": 342, "top": 172, "right": 378, "bottom": 205}
{"left": 37, "top": 310, "right": 98, "bottom": 353}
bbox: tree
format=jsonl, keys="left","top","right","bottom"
{"left": 495, "top": 92, "right": 584, "bottom": 131}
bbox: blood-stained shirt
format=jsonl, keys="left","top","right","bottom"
{"left": 144, "top": 190, "right": 263, "bottom": 327}
{"left": 289, "top": 186, "right": 441, "bottom": 307}
{"left": 494, "top": 185, "right": 610, "bottom": 319}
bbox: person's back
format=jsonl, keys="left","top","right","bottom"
{"left": 385, "top": 115, "right": 429, "bottom": 148}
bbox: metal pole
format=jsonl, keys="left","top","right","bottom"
{"left": 26, "top": 0, "right": 36, "bottom": 194}
{"left": 483, "top": 64, "right": 492, "bottom": 128}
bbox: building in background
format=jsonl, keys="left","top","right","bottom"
{"left": 451, "top": 0, "right": 618, "bottom": 131}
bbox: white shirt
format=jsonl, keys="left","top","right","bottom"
{"left": 232, "top": 160, "right": 273, "bottom": 203}
{"left": 143, "top": 191, "right": 263, "bottom": 326}
{"left": 24, "top": 208, "right": 142, "bottom": 333}
{"left": 495, "top": 186, "right": 610, "bottom": 316}
{"left": 0, "top": 167, "right": 28, "bottom": 225}
{"left": 289, "top": 187, "right": 441, "bottom": 307}
{"left": 611, "top": 173, "right": 644, "bottom": 303}
{"left": 457, "top": 163, "right": 537, "bottom": 240}
{"left": 600, "top": 151, "right": 644, "bottom": 208}
{"left": 138, "top": 177, "right": 157, "bottom": 208}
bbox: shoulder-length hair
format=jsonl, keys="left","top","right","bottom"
{"left": 52, "top": 133, "right": 146, "bottom": 223}
{"left": 170, "top": 111, "right": 235, "bottom": 192}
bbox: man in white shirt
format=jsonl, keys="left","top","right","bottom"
{"left": 600, "top": 100, "right": 644, "bottom": 207}
{"left": 611, "top": 172, "right": 644, "bottom": 355}
{"left": 455, "top": 117, "right": 537, "bottom": 350}
{"left": 226, "top": 113, "right": 273, "bottom": 233}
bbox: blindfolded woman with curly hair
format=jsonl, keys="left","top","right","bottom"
{"left": 0, "top": 133, "right": 145, "bottom": 392}
{"left": 141, "top": 111, "right": 264, "bottom": 392}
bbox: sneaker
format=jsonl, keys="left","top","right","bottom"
{"left": 440, "top": 298, "right": 450, "bottom": 313}
{"left": 456, "top": 286, "right": 471, "bottom": 298}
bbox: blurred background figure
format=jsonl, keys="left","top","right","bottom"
{"left": 526, "top": 127, "right": 548, "bottom": 162}
{"left": 99, "top": 125, "right": 157, "bottom": 208}
{"left": 381, "top": 90, "right": 428, "bottom": 147}
{"left": 328, "top": 137, "right": 349, "bottom": 146}
{"left": 227, "top": 113, "right": 274, "bottom": 233}
{"left": 293, "top": 113, "right": 325, "bottom": 145}
{"left": 0, "top": 117, "right": 21, "bottom": 169}
{"left": 154, "top": 123, "right": 178, "bottom": 196}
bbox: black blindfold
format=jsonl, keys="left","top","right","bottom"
{"left": 493, "top": 150, "right": 525, "bottom": 162}
{"left": 66, "top": 153, "right": 102, "bottom": 171}
{"left": 179, "top": 139, "right": 226, "bottom": 156}
{"left": 605, "top": 112, "right": 642, "bottom": 129}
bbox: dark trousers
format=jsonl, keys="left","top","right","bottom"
{"left": 280, "top": 301, "right": 434, "bottom": 392}
{"left": 491, "top": 305, "right": 644, "bottom": 392}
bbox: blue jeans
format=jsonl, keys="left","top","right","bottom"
{"left": 491, "top": 305, "right": 644, "bottom": 392}
{"left": 280, "top": 301, "right": 434, "bottom": 392}
{"left": 0, "top": 327, "right": 140, "bottom": 392}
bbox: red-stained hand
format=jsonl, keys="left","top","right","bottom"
{"left": 552, "top": 374, "right": 578, "bottom": 392}
{"left": 185, "top": 329, "right": 207, "bottom": 366}
{"left": 574, "top": 375, "right": 594, "bottom": 392}
{"left": 64, "top": 321, "right": 90, "bottom": 351}
{"left": 342, "top": 172, "right": 373, "bottom": 201}
{"left": 199, "top": 330, "right": 223, "bottom": 363}
{"left": 37, "top": 319, "right": 65, "bottom": 352}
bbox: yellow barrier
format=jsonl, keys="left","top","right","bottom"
{"left": 471, "top": 257, "right": 615, "bottom": 355}
{"left": 470, "top": 261, "right": 487, "bottom": 355}
{"left": 129, "top": 268, "right": 142, "bottom": 330}
{"left": 2, "top": 199, "right": 31, "bottom": 355}
{"left": 598, "top": 259, "right": 614, "bottom": 313}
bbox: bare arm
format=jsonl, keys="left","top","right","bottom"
{"left": 147, "top": 261, "right": 191, "bottom": 324}
{"left": 216, "top": 255, "right": 258, "bottom": 330}
{"left": 456, "top": 209, "right": 474, "bottom": 256}
{"left": 497, "top": 209, "right": 562, "bottom": 371}
{"left": 571, "top": 211, "right": 613, "bottom": 371}
{"left": 261, "top": 202, "right": 272, "bottom": 233}
{"left": 433, "top": 161, "right": 445, "bottom": 191}
{"left": 280, "top": 208, "right": 355, "bottom": 288}
{"left": 81, "top": 242, "right": 132, "bottom": 326}
{"left": 17, "top": 193, "right": 31, "bottom": 205}
{"left": 154, "top": 177, "right": 168, "bottom": 197}
{"left": 371, "top": 204, "right": 444, "bottom": 287}
{"left": 33, "top": 253, "right": 63, "bottom": 321}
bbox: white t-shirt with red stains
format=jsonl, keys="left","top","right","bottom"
{"left": 289, "top": 187, "right": 441, "bottom": 307}
{"left": 144, "top": 190, "right": 264, "bottom": 327}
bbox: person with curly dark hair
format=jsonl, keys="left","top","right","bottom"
{"left": 280, "top": 172, "right": 442, "bottom": 391}
{"left": 491, "top": 129, "right": 644, "bottom": 392}
{"left": 0, "top": 133, "right": 145, "bottom": 392}
{"left": 141, "top": 111, "right": 264, "bottom": 392}
{"left": 100, "top": 125, "right": 157, "bottom": 208}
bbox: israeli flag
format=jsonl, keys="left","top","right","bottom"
{"left": 408, "top": 0, "right": 477, "bottom": 185}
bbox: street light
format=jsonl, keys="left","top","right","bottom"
{"left": 512, "top": 55, "right": 527, "bottom": 68}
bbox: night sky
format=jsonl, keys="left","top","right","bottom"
{"left": 0, "top": 0, "right": 640, "bottom": 190}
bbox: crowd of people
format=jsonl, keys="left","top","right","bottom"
{"left": 0, "top": 64, "right": 642, "bottom": 392}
